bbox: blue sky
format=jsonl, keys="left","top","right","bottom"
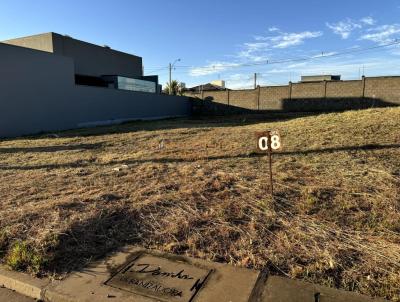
{"left": 1, "top": 0, "right": 400, "bottom": 88}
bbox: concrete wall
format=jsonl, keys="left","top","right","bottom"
{"left": 0, "top": 43, "right": 191, "bottom": 138}
{"left": 326, "top": 80, "right": 362, "bottom": 98}
{"left": 186, "top": 77, "right": 400, "bottom": 114}
{"left": 291, "top": 82, "right": 325, "bottom": 98}
{"left": 364, "top": 76, "right": 400, "bottom": 103}
{"left": 230, "top": 89, "right": 257, "bottom": 109}
{"left": 203, "top": 91, "right": 228, "bottom": 104}
{"left": 259, "top": 86, "right": 288, "bottom": 110}
{"left": 2, "top": 32, "right": 54, "bottom": 53}
{"left": 52, "top": 33, "right": 143, "bottom": 78}
{"left": 2, "top": 32, "right": 143, "bottom": 78}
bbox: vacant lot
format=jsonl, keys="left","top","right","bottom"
{"left": 0, "top": 108, "right": 399, "bottom": 300}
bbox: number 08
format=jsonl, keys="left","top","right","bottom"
{"left": 258, "top": 135, "right": 281, "bottom": 151}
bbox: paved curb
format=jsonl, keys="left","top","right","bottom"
{"left": 43, "top": 246, "right": 260, "bottom": 302}
{"left": 0, "top": 248, "right": 390, "bottom": 302}
{"left": 0, "top": 266, "right": 50, "bottom": 300}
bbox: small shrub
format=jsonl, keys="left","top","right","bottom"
{"left": 5, "top": 241, "right": 44, "bottom": 274}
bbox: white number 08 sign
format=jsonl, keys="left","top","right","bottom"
{"left": 257, "top": 131, "right": 281, "bottom": 151}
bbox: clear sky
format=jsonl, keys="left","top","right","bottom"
{"left": 1, "top": 0, "right": 400, "bottom": 89}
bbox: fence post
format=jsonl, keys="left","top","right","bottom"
{"left": 227, "top": 90, "right": 230, "bottom": 105}
{"left": 324, "top": 80, "right": 327, "bottom": 98}
{"left": 362, "top": 76, "right": 366, "bottom": 99}
{"left": 288, "top": 81, "right": 292, "bottom": 100}
{"left": 257, "top": 86, "right": 261, "bottom": 111}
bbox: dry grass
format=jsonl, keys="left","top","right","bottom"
{"left": 0, "top": 108, "right": 399, "bottom": 300}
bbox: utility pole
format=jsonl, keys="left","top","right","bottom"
{"left": 169, "top": 59, "right": 181, "bottom": 95}
{"left": 169, "top": 63, "right": 172, "bottom": 95}
{"left": 254, "top": 73, "right": 257, "bottom": 89}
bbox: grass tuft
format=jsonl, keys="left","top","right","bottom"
{"left": 5, "top": 241, "right": 45, "bottom": 274}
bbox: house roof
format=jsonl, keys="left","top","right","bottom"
{"left": 185, "top": 83, "right": 229, "bottom": 92}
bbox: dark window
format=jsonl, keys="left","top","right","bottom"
{"left": 75, "top": 75, "right": 107, "bottom": 87}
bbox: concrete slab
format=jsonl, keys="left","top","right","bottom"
{"left": 1, "top": 248, "right": 388, "bottom": 302}
{"left": 45, "top": 246, "right": 260, "bottom": 302}
{"left": 260, "top": 276, "right": 388, "bottom": 302}
{"left": 105, "top": 253, "right": 213, "bottom": 302}
{"left": 0, "top": 266, "right": 49, "bottom": 300}
{"left": 0, "top": 286, "right": 35, "bottom": 302}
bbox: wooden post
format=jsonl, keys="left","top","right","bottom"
{"left": 288, "top": 81, "right": 292, "bottom": 100}
{"left": 362, "top": 76, "right": 366, "bottom": 99}
{"left": 257, "top": 86, "right": 261, "bottom": 111}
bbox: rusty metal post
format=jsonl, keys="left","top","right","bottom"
{"left": 267, "top": 131, "right": 274, "bottom": 198}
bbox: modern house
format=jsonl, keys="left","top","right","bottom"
{"left": 0, "top": 33, "right": 190, "bottom": 137}
{"left": 2, "top": 32, "right": 160, "bottom": 93}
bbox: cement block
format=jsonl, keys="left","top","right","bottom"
{"left": 0, "top": 286, "right": 35, "bottom": 302}
{"left": 260, "top": 276, "right": 388, "bottom": 302}
{"left": 45, "top": 246, "right": 260, "bottom": 302}
{"left": 0, "top": 265, "right": 49, "bottom": 300}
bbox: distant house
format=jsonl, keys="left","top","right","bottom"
{"left": 301, "top": 75, "right": 341, "bottom": 82}
{"left": 185, "top": 80, "right": 229, "bottom": 92}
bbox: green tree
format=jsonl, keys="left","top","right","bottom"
{"left": 164, "top": 80, "right": 184, "bottom": 95}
